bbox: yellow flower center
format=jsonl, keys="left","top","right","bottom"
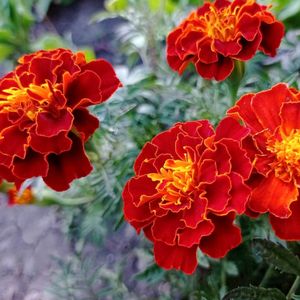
{"left": 267, "top": 130, "right": 300, "bottom": 182}
{"left": 148, "top": 154, "right": 195, "bottom": 206}
{"left": 0, "top": 82, "right": 55, "bottom": 120}
{"left": 199, "top": 0, "right": 254, "bottom": 42}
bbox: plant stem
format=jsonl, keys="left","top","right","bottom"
{"left": 287, "top": 276, "right": 300, "bottom": 300}
{"left": 259, "top": 266, "right": 273, "bottom": 287}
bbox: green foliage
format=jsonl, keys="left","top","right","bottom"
{"left": 223, "top": 286, "right": 286, "bottom": 300}
{"left": 1, "top": 0, "right": 300, "bottom": 298}
{"left": 253, "top": 239, "right": 300, "bottom": 276}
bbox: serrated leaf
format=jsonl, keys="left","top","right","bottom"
{"left": 223, "top": 286, "right": 286, "bottom": 300}
{"left": 253, "top": 239, "right": 300, "bottom": 276}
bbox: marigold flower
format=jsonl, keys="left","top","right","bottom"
{"left": 166, "top": 0, "right": 284, "bottom": 81}
{"left": 0, "top": 48, "right": 121, "bottom": 191}
{"left": 122, "top": 117, "right": 251, "bottom": 274}
{"left": 228, "top": 83, "right": 300, "bottom": 240}
{"left": 8, "top": 186, "right": 34, "bottom": 206}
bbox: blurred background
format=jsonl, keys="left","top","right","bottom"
{"left": 0, "top": 0, "right": 300, "bottom": 299}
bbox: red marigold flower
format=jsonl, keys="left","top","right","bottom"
{"left": 166, "top": 0, "right": 284, "bottom": 81}
{"left": 228, "top": 83, "right": 300, "bottom": 240}
{"left": 0, "top": 48, "right": 121, "bottom": 191}
{"left": 122, "top": 117, "right": 252, "bottom": 274}
{"left": 8, "top": 186, "right": 34, "bottom": 206}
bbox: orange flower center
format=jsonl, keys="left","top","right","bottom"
{"left": 0, "top": 82, "right": 56, "bottom": 120}
{"left": 9, "top": 188, "right": 34, "bottom": 205}
{"left": 148, "top": 154, "right": 195, "bottom": 206}
{"left": 200, "top": 0, "right": 254, "bottom": 42}
{"left": 267, "top": 130, "right": 300, "bottom": 182}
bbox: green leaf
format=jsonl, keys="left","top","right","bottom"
{"left": 278, "top": 1, "right": 300, "bottom": 20}
{"left": 223, "top": 286, "right": 286, "bottom": 300}
{"left": 0, "top": 28, "right": 14, "bottom": 44}
{"left": 105, "top": 0, "right": 128, "bottom": 12}
{"left": 90, "top": 11, "right": 121, "bottom": 23}
{"left": 31, "top": 33, "right": 70, "bottom": 50}
{"left": 134, "top": 264, "right": 165, "bottom": 284}
{"left": 147, "top": 0, "right": 176, "bottom": 13}
{"left": 0, "top": 43, "right": 14, "bottom": 60}
{"left": 253, "top": 239, "right": 300, "bottom": 276}
{"left": 78, "top": 46, "right": 96, "bottom": 62}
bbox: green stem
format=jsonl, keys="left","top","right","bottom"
{"left": 259, "top": 266, "right": 273, "bottom": 287}
{"left": 221, "top": 259, "right": 227, "bottom": 294}
{"left": 226, "top": 60, "right": 245, "bottom": 106}
{"left": 287, "top": 276, "right": 300, "bottom": 300}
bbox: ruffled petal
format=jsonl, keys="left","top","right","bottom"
{"left": 36, "top": 109, "right": 74, "bottom": 137}
{"left": 122, "top": 181, "right": 153, "bottom": 228}
{"left": 72, "top": 108, "right": 99, "bottom": 141}
{"left": 30, "top": 131, "right": 72, "bottom": 154}
{"left": 195, "top": 56, "right": 234, "bottom": 81}
{"left": 82, "top": 59, "right": 122, "bottom": 102}
{"left": 249, "top": 174, "right": 298, "bottom": 218}
{"left": 154, "top": 242, "right": 198, "bottom": 274}
{"left": 0, "top": 126, "right": 28, "bottom": 158}
{"left": 43, "top": 134, "right": 93, "bottom": 191}
{"left": 13, "top": 148, "right": 49, "bottom": 179}
{"left": 199, "top": 212, "right": 241, "bottom": 258}
{"left": 270, "top": 199, "right": 300, "bottom": 240}
{"left": 152, "top": 212, "right": 182, "bottom": 245}
{"left": 178, "top": 219, "right": 214, "bottom": 247}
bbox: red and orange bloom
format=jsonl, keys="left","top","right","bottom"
{"left": 228, "top": 83, "right": 300, "bottom": 240}
{"left": 8, "top": 186, "right": 34, "bottom": 206}
{"left": 166, "top": 0, "right": 284, "bottom": 81}
{"left": 122, "top": 117, "right": 252, "bottom": 274}
{"left": 0, "top": 48, "right": 121, "bottom": 191}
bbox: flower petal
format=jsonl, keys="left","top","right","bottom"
{"left": 154, "top": 242, "right": 198, "bottom": 274}
{"left": 36, "top": 109, "right": 74, "bottom": 137}
{"left": 270, "top": 199, "right": 300, "bottom": 240}
{"left": 178, "top": 220, "right": 214, "bottom": 247}
{"left": 152, "top": 212, "right": 182, "bottom": 245}
{"left": 72, "top": 108, "right": 99, "bottom": 141}
{"left": 0, "top": 126, "right": 28, "bottom": 158}
{"left": 195, "top": 56, "right": 234, "bottom": 81}
{"left": 199, "top": 212, "right": 241, "bottom": 258}
{"left": 13, "top": 148, "right": 48, "bottom": 178}
{"left": 82, "top": 59, "right": 122, "bottom": 102}
{"left": 249, "top": 174, "right": 298, "bottom": 218}
{"left": 122, "top": 181, "right": 153, "bottom": 228}
{"left": 43, "top": 133, "right": 93, "bottom": 191}
{"left": 30, "top": 131, "right": 72, "bottom": 154}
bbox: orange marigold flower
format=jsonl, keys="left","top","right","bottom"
{"left": 122, "top": 117, "right": 251, "bottom": 274}
{"left": 0, "top": 48, "right": 121, "bottom": 191}
{"left": 166, "top": 0, "right": 284, "bottom": 81}
{"left": 228, "top": 83, "right": 300, "bottom": 240}
{"left": 8, "top": 186, "right": 34, "bottom": 206}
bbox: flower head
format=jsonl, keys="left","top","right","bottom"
{"left": 122, "top": 117, "right": 251, "bottom": 274}
{"left": 166, "top": 0, "right": 284, "bottom": 81}
{"left": 0, "top": 48, "right": 121, "bottom": 191}
{"left": 8, "top": 186, "right": 34, "bottom": 206}
{"left": 228, "top": 83, "right": 300, "bottom": 240}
